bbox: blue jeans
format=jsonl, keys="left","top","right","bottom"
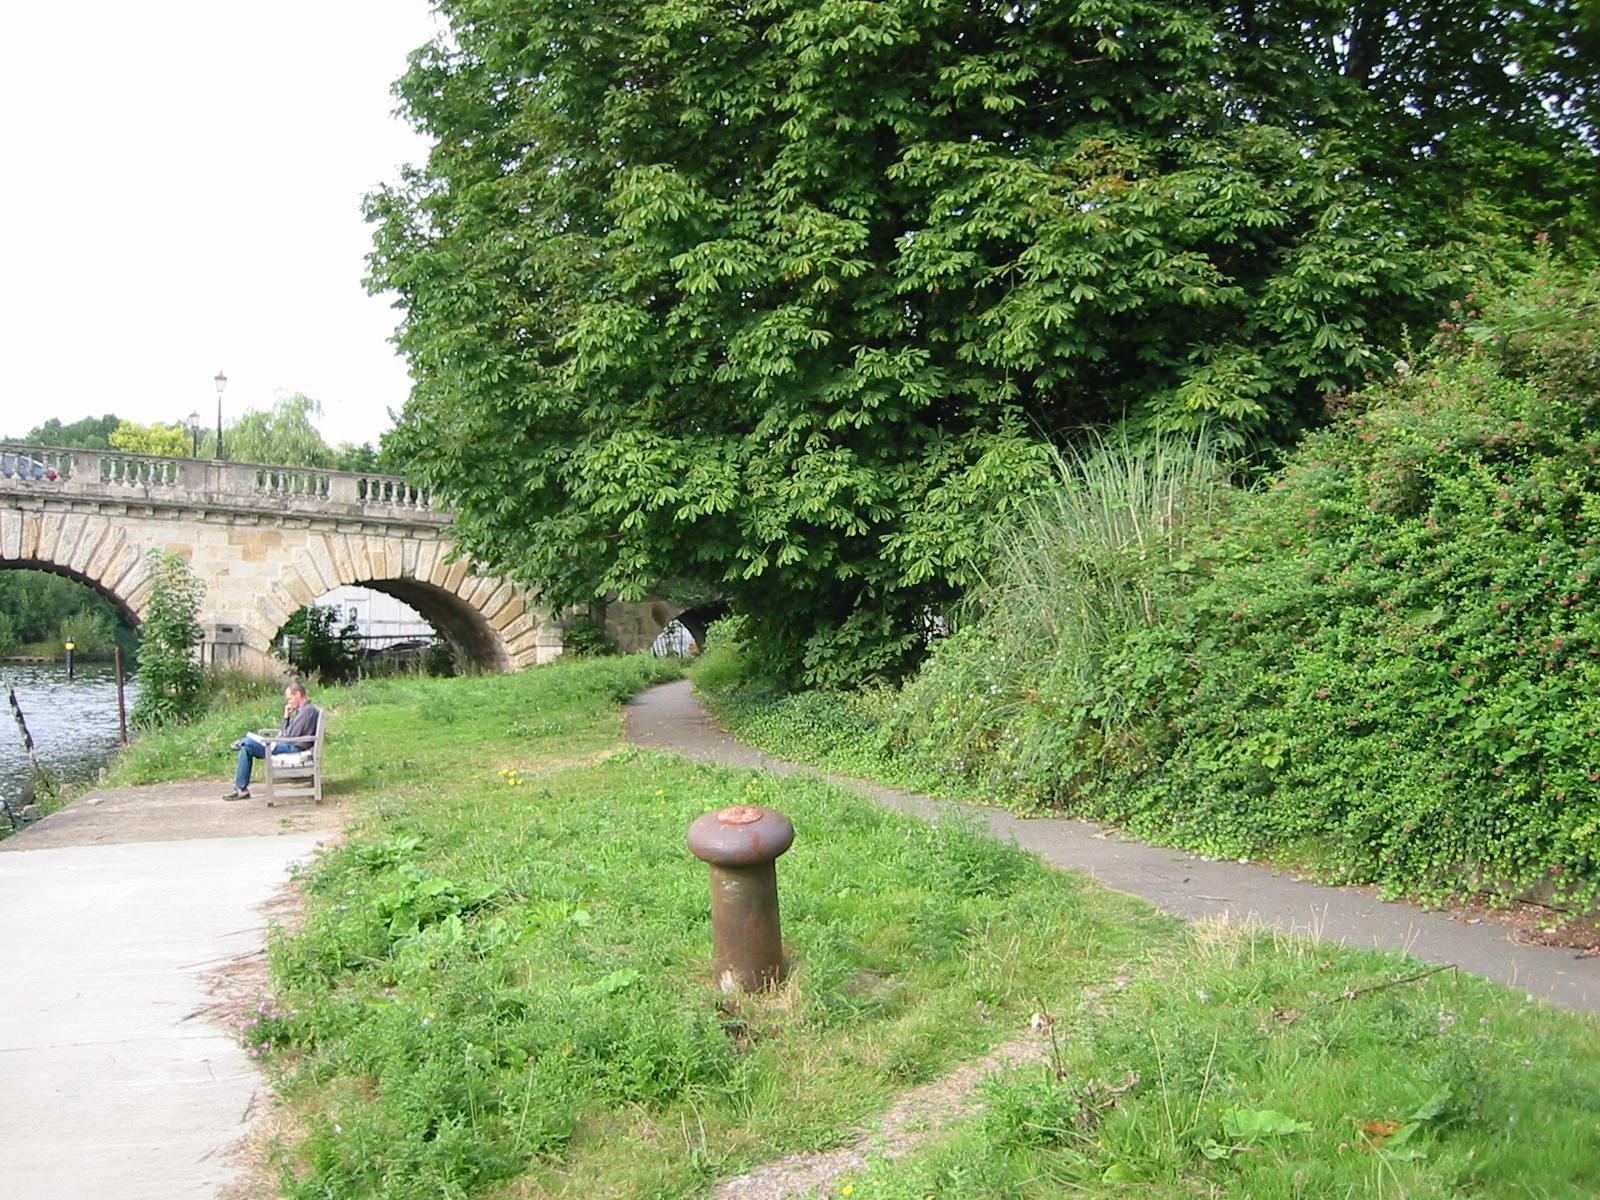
{"left": 235, "top": 736, "right": 284, "bottom": 790}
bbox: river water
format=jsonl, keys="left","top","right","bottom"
{"left": 1, "top": 663, "right": 139, "bottom": 813}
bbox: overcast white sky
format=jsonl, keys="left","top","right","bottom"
{"left": 1, "top": 1, "right": 444, "bottom": 448}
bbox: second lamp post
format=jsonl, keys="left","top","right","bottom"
{"left": 213, "top": 369, "right": 228, "bottom": 460}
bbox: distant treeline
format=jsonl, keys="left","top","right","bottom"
{"left": 0, "top": 571, "right": 136, "bottom": 661}
{"left": 9, "top": 397, "right": 387, "bottom": 472}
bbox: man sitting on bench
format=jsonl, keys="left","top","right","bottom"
{"left": 224, "top": 682, "right": 320, "bottom": 801}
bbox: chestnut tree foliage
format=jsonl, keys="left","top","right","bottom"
{"left": 371, "top": 0, "right": 1598, "bottom": 684}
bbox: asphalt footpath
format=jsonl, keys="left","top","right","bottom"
{"left": 0, "top": 781, "right": 340, "bottom": 1200}
{"left": 626, "top": 679, "right": 1600, "bottom": 1015}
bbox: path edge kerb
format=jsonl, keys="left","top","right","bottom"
{"left": 624, "top": 679, "right": 1600, "bottom": 1016}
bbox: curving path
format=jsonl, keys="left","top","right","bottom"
{"left": 627, "top": 679, "right": 1600, "bottom": 1015}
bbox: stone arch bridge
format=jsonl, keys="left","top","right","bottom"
{"left": 0, "top": 444, "right": 675, "bottom": 672}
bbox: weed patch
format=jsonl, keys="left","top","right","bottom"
{"left": 843, "top": 921, "right": 1600, "bottom": 1197}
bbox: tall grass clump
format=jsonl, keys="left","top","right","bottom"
{"left": 887, "top": 433, "right": 1231, "bottom": 802}
{"left": 1066, "top": 265, "right": 1600, "bottom": 906}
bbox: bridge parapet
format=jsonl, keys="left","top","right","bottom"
{"left": 1, "top": 443, "right": 445, "bottom": 525}
{"left": 3, "top": 443, "right": 677, "bottom": 673}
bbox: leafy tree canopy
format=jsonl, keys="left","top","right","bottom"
{"left": 109, "top": 419, "right": 190, "bottom": 457}
{"left": 372, "top": 0, "right": 1599, "bottom": 683}
{"left": 0, "top": 570, "right": 137, "bottom": 660}
{"left": 225, "top": 392, "right": 338, "bottom": 468}
{"left": 331, "top": 440, "right": 386, "bottom": 473}
{"left": 12, "top": 402, "right": 385, "bottom": 473}
{"left": 14, "top": 414, "right": 121, "bottom": 450}
{"left": 218, "top": 392, "right": 385, "bottom": 473}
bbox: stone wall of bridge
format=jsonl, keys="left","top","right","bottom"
{"left": 0, "top": 445, "right": 674, "bottom": 672}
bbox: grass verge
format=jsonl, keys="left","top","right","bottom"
{"left": 115, "top": 657, "right": 1599, "bottom": 1198}
{"left": 836, "top": 917, "right": 1600, "bottom": 1198}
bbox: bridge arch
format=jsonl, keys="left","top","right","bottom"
{"left": 0, "top": 509, "right": 152, "bottom": 629}
{"left": 2, "top": 447, "right": 567, "bottom": 674}
{"left": 246, "top": 532, "right": 558, "bottom": 673}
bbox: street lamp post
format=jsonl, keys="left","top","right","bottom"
{"left": 188, "top": 410, "right": 201, "bottom": 458}
{"left": 213, "top": 369, "right": 228, "bottom": 460}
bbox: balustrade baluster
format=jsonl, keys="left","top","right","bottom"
{"left": 4, "top": 446, "right": 440, "bottom": 512}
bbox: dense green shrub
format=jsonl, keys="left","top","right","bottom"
{"left": 709, "top": 267, "right": 1600, "bottom": 909}
{"left": 280, "top": 604, "right": 363, "bottom": 682}
{"left": 685, "top": 614, "right": 749, "bottom": 695}
{"left": 130, "top": 551, "right": 205, "bottom": 729}
{"left": 1092, "top": 362, "right": 1599, "bottom": 902}
{"left": 560, "top": 614, "right": 619, "bottom": 658}
{"left": 1050, "top": 270, "right": 1600, "bottom": 905}
{"left": 889, "top": 433, "right": 1232, "bottom": 798}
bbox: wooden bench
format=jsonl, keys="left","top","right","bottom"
{"left": 257, "top": 709, "right": 326, "bottom": 806}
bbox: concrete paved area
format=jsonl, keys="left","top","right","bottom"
{"left": 5, "top": 779, "right": 338, "bottom": 850}
{"left": 0, "top": 784, "right": 340, "bottom": 1199}
{"left": 628, "top": 679, "right": 1600, "bottom": 1015}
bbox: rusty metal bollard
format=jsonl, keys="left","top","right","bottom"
{"left": 686, "top": 805, "right": 795, "bottom": 992}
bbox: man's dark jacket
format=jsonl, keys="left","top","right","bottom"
{"left": 278, "top": 704, "right": 320, "bottom": 744}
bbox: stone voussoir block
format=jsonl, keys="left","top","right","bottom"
{"left": 18, "top": 511, "right": 43, "bottom": 560}
{"left": 0, "top": 509, "right": 23, "bottom": 560}
{"left": 68, "top": 518, "right": 111, "bottom": 575}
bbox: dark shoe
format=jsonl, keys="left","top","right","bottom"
{"left": 222, "top": 788, "right": 251, "bottom": 801}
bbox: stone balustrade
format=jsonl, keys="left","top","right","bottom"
{"left": 2, "top": 441, "right": 675, "bottom": 672}
{"left": 0, "top": 443, "right": 445, "bottom": 526}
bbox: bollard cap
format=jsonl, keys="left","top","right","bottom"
{"left": 687, "top": 805, "right": 795, "bottom": 867}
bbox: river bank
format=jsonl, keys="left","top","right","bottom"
{"left": 3, "top": 652, "right": 119, "bottom": 662}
